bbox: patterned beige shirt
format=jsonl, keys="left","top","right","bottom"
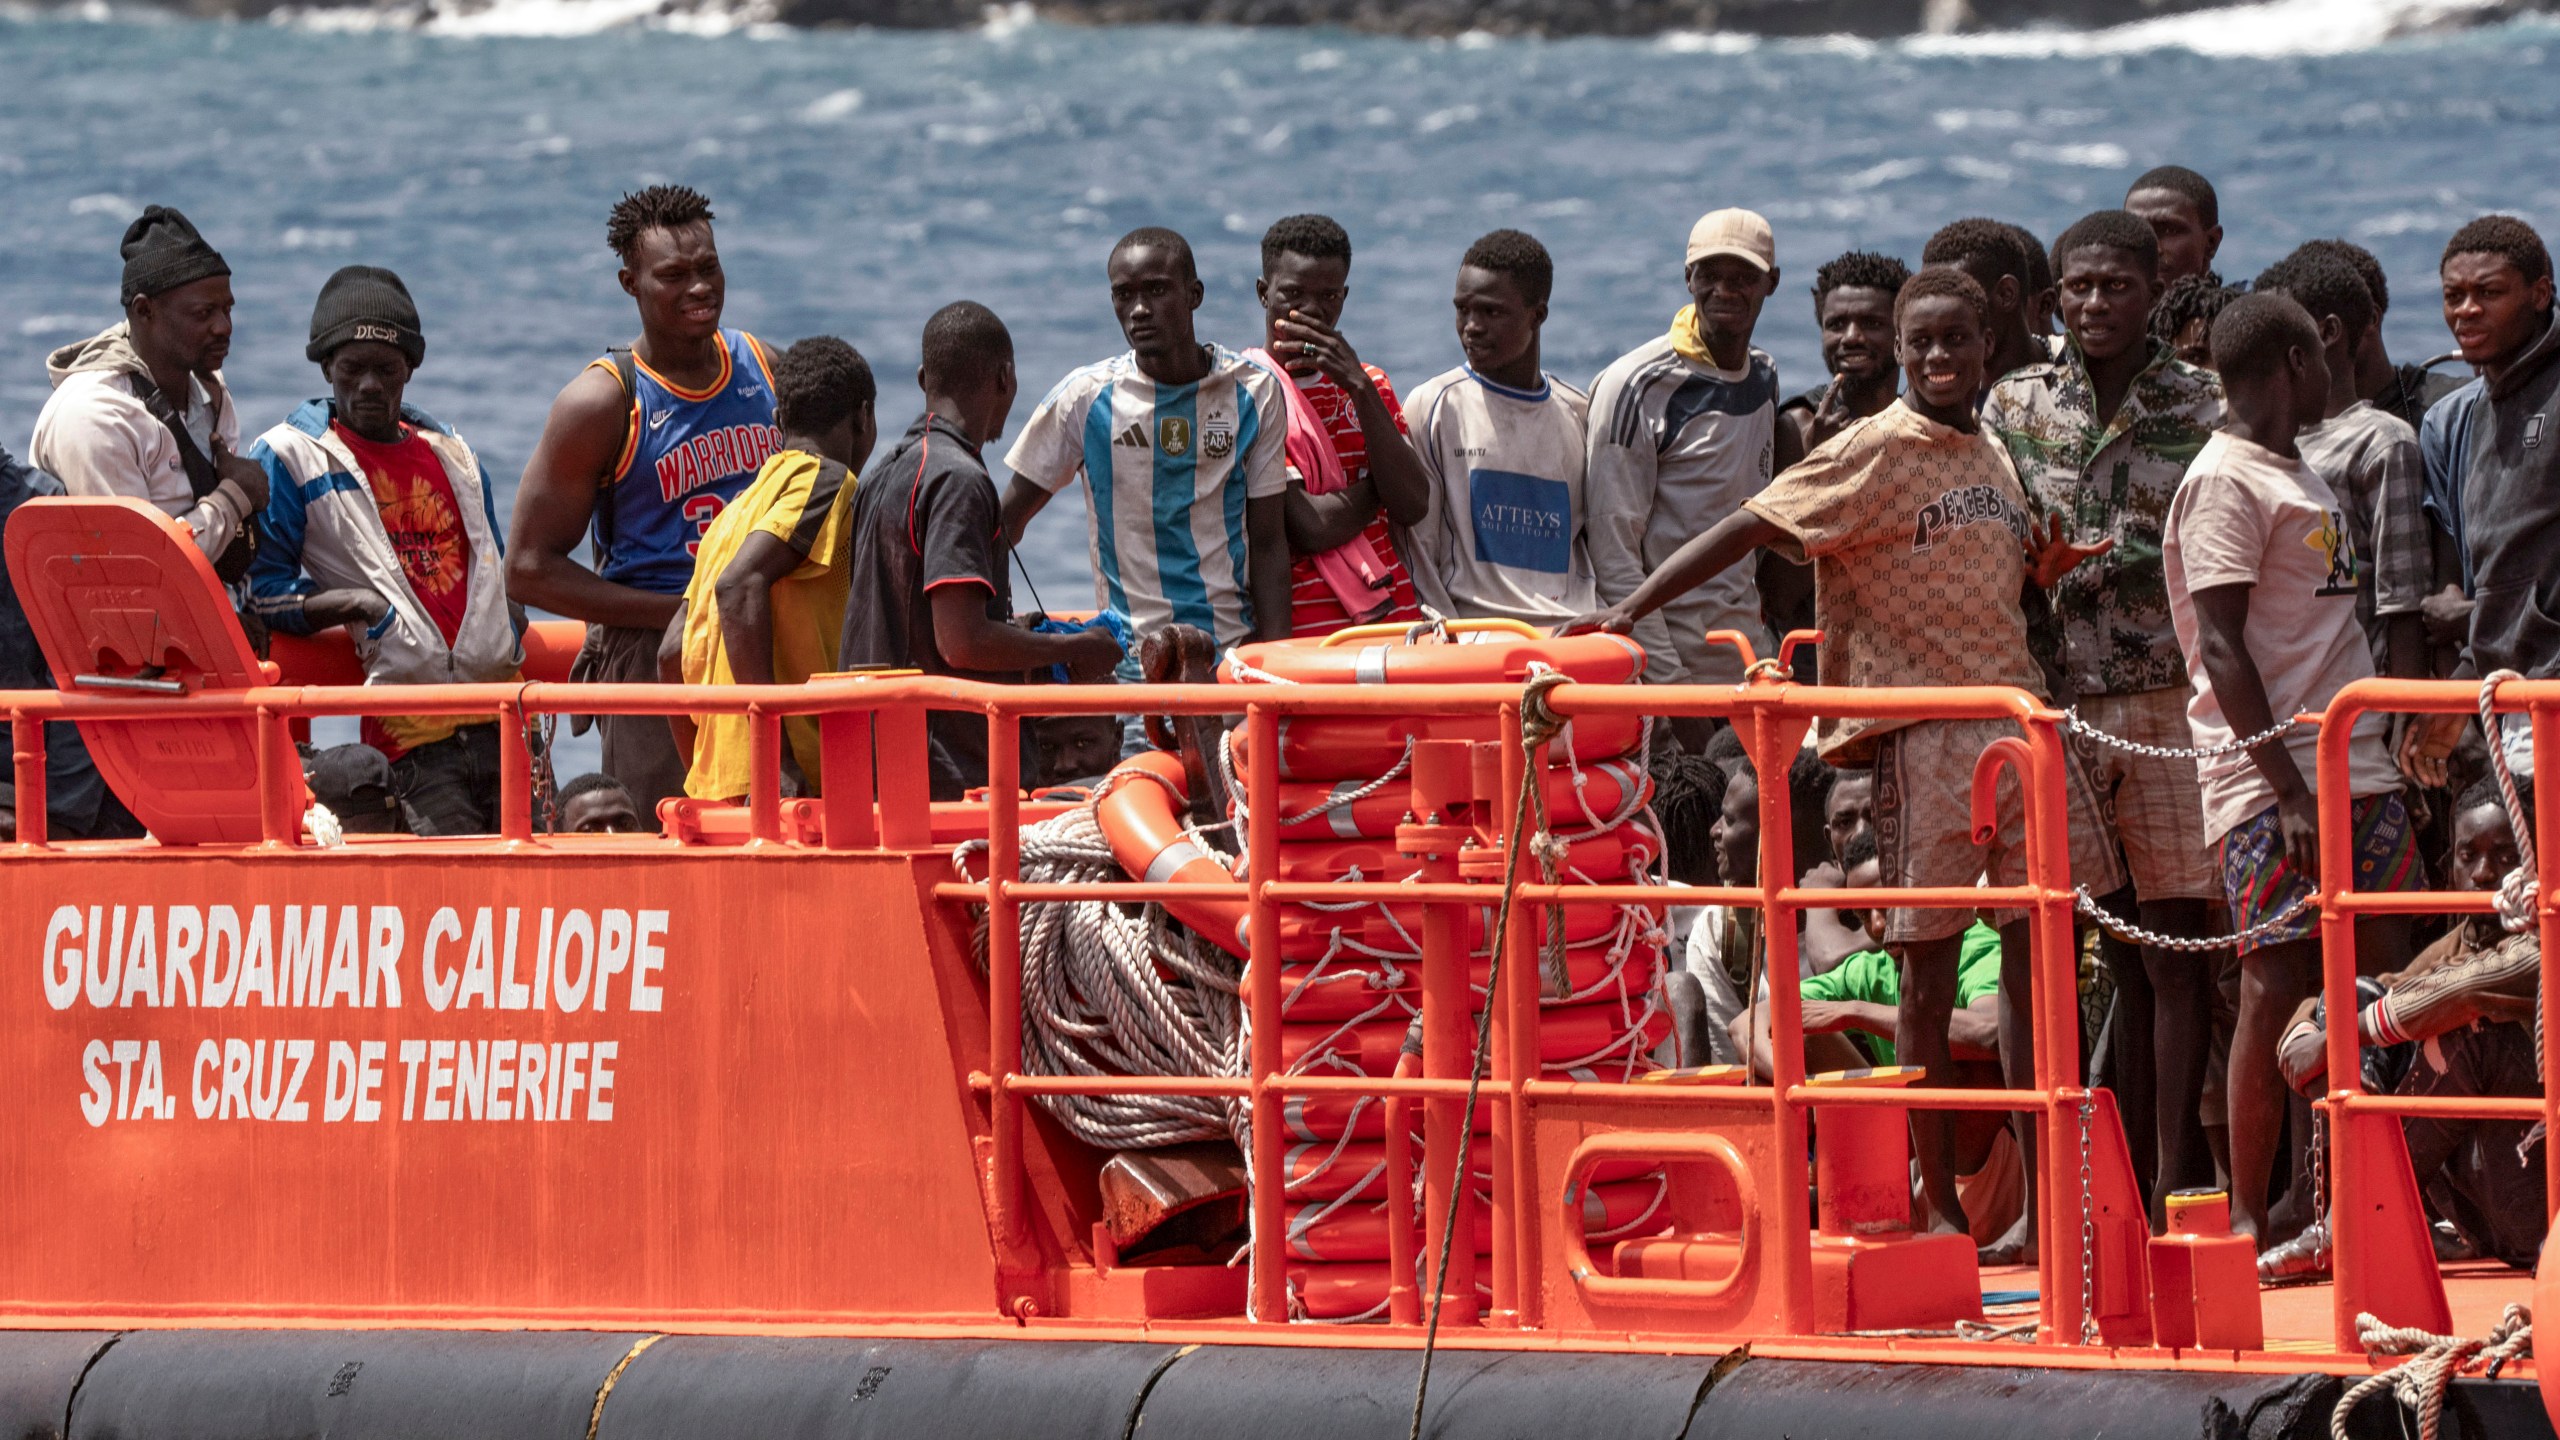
{"left": 1745, "top": 400, "right": 2047, "bottom": 764}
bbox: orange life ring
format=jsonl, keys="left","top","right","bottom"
{"left": 1225, "top": 625, "right": 1646, "bottom": 687}
{"left": 1259, "top": 756, "right": 1650, "bottom": 843}
{"left": 1229, "top": 711, "right": 1647, "bottom": 783}
{"left": 1284, "top": 1262, "right": 1489, "bottom": 1322}
{"left": 1261, "top": 820, "right": 1653, "bottom": 887}
{"left": 1278, "top": 941, "right": 1663, "bottom": 1022}
{"left": 1279, "top": 1092, "right": 1493, "bottom": 1143}
{"left": 1092, "top": 750, "right": 1250, "bottom": 958}
{"left": 1272, "top": 892, "right": 1628, "bottom": 962}
{"left": 1284, "top": 1140, "right": 1654, "bottom": 1203}
{"left": 1282, "top": 996, "right": 1672, "bottom": 1077}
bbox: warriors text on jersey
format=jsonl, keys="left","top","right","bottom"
{"left": 592, "top": 328, "right": 783, "bottom": 595}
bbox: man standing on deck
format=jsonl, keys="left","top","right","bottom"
{"left": 1000, "top": 228, "right": 1293, "bottom": 686}
{"left": 2125, "top": 166, "right": 2224, "bottom": 289}
{"left": 506, "top": 185, "right": 780, "bottom": 813}
{"left": 1248, "top": 214, "right": 1431, "bottom": 638}
{"left": 2399, "top": 216, "right": 2560, "bottom": 788}
{"left": 32, "top": 206, "right": 268, "bottom": 581}
{"left": 1586, "top": 209, "right": 1783, "bottom": 748}
{"left": 846, "top": 303, "right": 1122, "bottom": 800}
{"left": 1920, "top": 219, "right": 2047, "bottom": 398}
{"left": 2299, "top": 238, "right": 2467, "bottom": 432}
{"left": 1982, "top": 210, "right": 2226, "bottom": 1215}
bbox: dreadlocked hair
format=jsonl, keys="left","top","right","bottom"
{"left": 2149, "top": 271, "right": 2239, "bottom": 350}
{"left": 1650, "top": 751, "right": 1729, "bottom": 886}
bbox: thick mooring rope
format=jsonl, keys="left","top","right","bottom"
{"left": 2330, "top": 1304, "right": 2532, "bottom": 1440}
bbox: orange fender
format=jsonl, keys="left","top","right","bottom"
{"left": 1286, "top": 1262, "right": 1489, "bottom": 1322}
{"left": 1094, "top": 750, "right": 1250, "bottom": 958}
{"left": 1284, "top": 1139, "right": 1653, "bottom": 1203}
{"left": 1286, "top": 1176, "right": 1667, "bottom": 1262}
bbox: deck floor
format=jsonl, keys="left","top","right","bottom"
{"left": 1976, "top": 1258, "right": 2534, "bottom": 1357}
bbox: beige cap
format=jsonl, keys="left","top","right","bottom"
{"left": 1686, "top": 208, "right": 1775, "bottom": 272}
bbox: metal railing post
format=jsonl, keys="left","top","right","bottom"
{"left": 1747, "top": 708, "right": 1815, "bottom": 1335}
{"left": 1493, "top": 702, "right": 1537, "bottom": 1329}
{"left": 746, "top": 703, "right": 782, "bottom": 844}
{"left": 498, "top": 699, "right": 534, "bottom": 842}
{"left": 1245, "top": 701, "right": 1288, "bottom": 1323}
{"left": 817, "top": 710, "right": 877, "bottom": 850}
{"left": 2023, "top": 717, "right": 2085, "bottom": 1341}
{"left": 984, "top": 702, "right": 1041, "bottom": 1316}
{"left": 2533, "top": 702, "right": 2560, "bottom": 1223}
{"left": 2316, "top": 695, "right": 2365, "bottom": 1352}
{"left": 10, "top": 714, "right": 46, "bottom": 847}
{"left": 255, "top": 703, "right": 301, "bottom": 847}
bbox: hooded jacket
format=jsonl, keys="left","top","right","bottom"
{"left": 29, "top": 323, "right": 248, "bottom": 563}
{"left": 246, "top": 399, "right": 522, "bottom": 689}
{"left": 2458, "top": 312, "right": 2560, "bottom": 680}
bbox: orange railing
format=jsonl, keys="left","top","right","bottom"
{"left": 2, "top": 652, "right": 2539, "bottom": 1357}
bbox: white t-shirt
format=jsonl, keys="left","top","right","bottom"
{"left": 1004, "top": 345, "right": 1288, "bottom": 652}
{"left": 1398, "top": 366, "right": 1595, "bottom": 624}
{"left": 2165, "top": 431, "right": 2401, "bottom": 843}
{"left": 31, "top": 367, "right": 244, "bottom": 562}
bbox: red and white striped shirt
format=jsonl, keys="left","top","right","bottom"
{"left": 1286, "top": 364, "right": 1424, "bottom": 638}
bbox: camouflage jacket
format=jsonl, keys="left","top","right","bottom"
{"left": 1985, "top": 341, "right": 2225, "bottom": 697}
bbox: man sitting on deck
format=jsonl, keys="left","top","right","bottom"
{"left": 665, "top": 337, "right": 878, "bottom": 802}
{"left": 1566, "top": 265, "right": 2127, "bottom": 1263}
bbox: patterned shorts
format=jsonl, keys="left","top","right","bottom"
{"left": 2216, "top": 791, "right": 2426, "bottom": 957}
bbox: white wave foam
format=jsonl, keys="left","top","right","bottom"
{"left": 1904, "top": 0, "right": 2509, "bottom": 57}
{"left": 268, "top": 0, "right": 775, "bottom": 38}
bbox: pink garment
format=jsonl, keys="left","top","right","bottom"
{"left": 1246, "top": 348, "right": 1395, "bottom": 623}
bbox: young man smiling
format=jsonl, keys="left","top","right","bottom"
{"left": 507, "top": 186, "right": 780, "bottom": 812}
{"left": 1982, "top": 212, "right": 2227, "bottom": 1207}
{"left": 1400, "top": 230, "right": 1596, "bottom": 626}
{"left": 1587, "top": 209, "right": 1784, "bottom": 715}
{"left": 1247, "top": 213, "right": 1430, "bottom": 637}
{"left": 1001, "top": 228, "right": 1292, "bottom": 675}
{"left": 1778, "top": 250, "right": 1908, "bottom": 458}
{"left": 248, "top": 266, "right": 521, "bottom": 835}
{"left": 1567, "top": 266, "right": 2125, "bottom": 1260}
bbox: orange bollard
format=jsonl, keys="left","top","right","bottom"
{"left": 2148, "top": 1189, "right": 2263, "bottom": 1352}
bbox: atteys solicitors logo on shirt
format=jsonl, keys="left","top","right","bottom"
{"left": 1468, "top": 468, "right": 1571, "bottom": 574}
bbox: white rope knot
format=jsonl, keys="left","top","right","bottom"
{"left": 2330, "top": 1304, "right": 2532, "bottom": 1440}
{"left": 2478, "top": 670, "right": 2538, "bottom": 932}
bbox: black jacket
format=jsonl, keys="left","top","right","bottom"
{"left": 2462, "top": 313, "right": 2560, "bottom": 679}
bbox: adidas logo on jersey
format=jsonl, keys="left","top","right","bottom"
{"left": 1113, "top": 422, "right": 1147, "bottom": 449}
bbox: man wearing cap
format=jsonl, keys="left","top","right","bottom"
{"left": 247, "top": 266, "right": 522, "bottom": 836}
{"left": 1585, "top": 209, "right": 1784, "bottom": 745}
{"left": 31, "top": 205, "right": 268, "bottom": 578}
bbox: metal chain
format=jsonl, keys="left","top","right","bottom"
{"left": 2309, "top": 1104, "right": 2330, "bottom": 1266}
{"left": 2077, "top": 1093, "right": 2099, "bottom": 1346}
{"left": 2074, "top": 885, "right": 2312, "bottom": 952}
{"left": 2063, "top": 705, "right": 2296, "bottom": 761}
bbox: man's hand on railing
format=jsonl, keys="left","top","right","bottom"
{"left": 1555, "top": 605, "right": 1636, "bottom": 638}
{"left": 2397, "top": 710, "right": 2466, "bottom": 789}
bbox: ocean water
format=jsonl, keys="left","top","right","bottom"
{"left": 3, "top": 3, "right": 2557, "bottom": 760}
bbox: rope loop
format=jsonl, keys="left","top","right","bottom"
{"left": 2477, "top": 670, "right": 2539, "bottom": 933}
{"left": 2330, "top": 1304, "right": 2532, "bottom": 1440}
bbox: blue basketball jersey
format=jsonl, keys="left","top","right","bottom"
{"left": 593, "top": 328, "right": 782, "bottom": 595}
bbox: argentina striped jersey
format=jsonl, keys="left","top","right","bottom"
{"left": 1004, "top": 346, "right": 1288, "bottom": 651}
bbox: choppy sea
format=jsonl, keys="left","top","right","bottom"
{"left": 4, "top": 0, "right": 2556, "bottom": 761}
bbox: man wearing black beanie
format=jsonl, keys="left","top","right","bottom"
{"left": 243, "top": 265, "right": 523, "bottom": 835}
{"left": 31, "top": 205, "right": 269, "bottom": 577}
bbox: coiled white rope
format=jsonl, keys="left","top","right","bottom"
{"left": 2477, "top": 670, "right": 2538, "bottom": 933}
{"left": 955, "top": 803, "right": 1244, "bottom": 1150}
{"left": 2329, "top": 1304, "right": 2532, "bottom": 1440}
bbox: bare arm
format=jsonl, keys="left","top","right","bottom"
{"left": 998, "top": 475, "right": 1053, "bottom": 553}
{"left": 659, "top": 599, "right": 695, "bottom": 760}
{"left": 1246, "top": 493, "right": 1293, "bottom": 642}
{"left": 1283, "top": 478, "right": 1384, "bottom": 554}
{"left": 507, "top": 366, "right": 678, "bottom": 630}
{"left": 930, "top": 584, "right": 1120, "bottom": 679}
{"left": 711, "top": 531, "right": 804, "bottom": 688}
{"left": 1947, "top": 995, "right": 2002, "bottom": 1061}
{"left": 2192, "top": 581, "right": 2318, "bottom": 873}
{"left": 1562, "top": 508, "right": 1786, "bottom": 636}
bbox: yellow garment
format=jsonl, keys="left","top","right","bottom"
{"left": 680, "top": 449, "right": 857, "bottom": 800}
{"left": 1669, "top": 304, "right": 1713, "bottom": 367}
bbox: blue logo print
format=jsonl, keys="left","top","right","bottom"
{"left": 1468, "top": 468, "right": 1572, "bottom": 573}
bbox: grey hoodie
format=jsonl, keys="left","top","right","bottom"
{"left": 2461, "top": 311, "right": 2560, "bottom": 680}
{"left": 29, "top": 323, "right": 247, "bottom": 563}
